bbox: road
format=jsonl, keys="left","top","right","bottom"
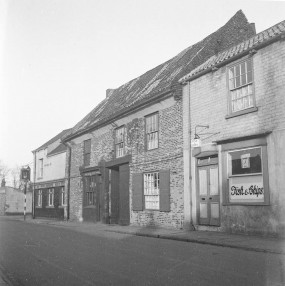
{"left": 0, "top": 217, "right": 284, "bottom": 286}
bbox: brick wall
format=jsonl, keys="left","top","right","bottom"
{"left": 187, "top": 40, "right": 285, "bottom": 236}
{"left": 67, "top": 95, "right": 184, "bottom": 229}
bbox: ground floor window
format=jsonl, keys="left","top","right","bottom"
{"left": 84, "top": 176, "right": 95, "bottom": 206}
{"left": 37, "top": 190, "right": 42, "bottom": 207}
{"left": 221, "top": 137, "right": 269, "bottom": 205}
{"left": 48, "top": 188, "right": 54, "bottom": 206}
{"left": 144, "top": 172, "right": 160, "bottom": 210}
{"left": 61, "top": 187, "right": 65, "bottom": 206}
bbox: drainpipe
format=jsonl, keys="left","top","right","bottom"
{"left": 187, "top": 81, "right": 195, "bottom": 231}
{"left": 62, "top": 141, "right": 72, "bottom": 221}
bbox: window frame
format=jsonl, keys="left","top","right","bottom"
{"left": 84, "top": 175, "right": 95, "bottom": 206}
{"left": 226, "top": 58, "right": 257, "bottom": 118}
{"left": 83, "top": 139, "right": 91, "bottom": 167}
{"left": 37, "top": 190, "right": 42, "bottom": 207}
{"left": 221, "top": 138, "right": 269, "bottom": 206}
{"left": 48, "top": 188, "right": 54, "bottom": 207}
{"left": 115, "top": 125, "right": 125, "bottom": 158}
{"left": 145, "top": 112, "right": 159, "bottom": 151}
{"left": 60, "top": 187, "right": 65, "bottom": 206}
{"left": 143, "top": 171, "right": 160, "bottom": 210}
{"left": 38, "top": 158, "right": 43, "bottom": 178}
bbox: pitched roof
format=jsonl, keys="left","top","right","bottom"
{"left": 179, "top": 20, "right": 285, "bottom": 83}
{"left": 65, "top": 10, "right": 256, "bottom": 141}
{"left": 47, "top": 143, "right": 68, "bottom": 156}
{"left": 32, "top": 129, "right": 72, "bottom": 153}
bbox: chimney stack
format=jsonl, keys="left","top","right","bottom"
{"left": 106, "top": 89, "right": 114, "bottom": 98}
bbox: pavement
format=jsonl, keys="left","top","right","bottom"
{"left": 4, "top": 215, "right": 285, "bottom": 256}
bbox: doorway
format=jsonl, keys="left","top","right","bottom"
{"left": 197, "top": 156, "right": 220, "bottom": 226}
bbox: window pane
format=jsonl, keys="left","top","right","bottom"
{"left": 235, "top": 65, "right": 240, "bottom": 77}
{"left": 229, "top": 147, "right": 262, "bottom": 176}
{"left": 235, "top": 76, "right": 241, "bottom": 88}
{"left": 241, "top": 62, "right": 246, "bottom": 75}
{"left": 229, "top": 68, "right": 234, "bottom": 80}
{"left": 246, "top": 59, "right": 252, "bottom": 72}
{"left": 241, "top": 74, "right": 246, "bottom": 86}
{"left": 247, "top": 71, "right": 253, "bottom": 83}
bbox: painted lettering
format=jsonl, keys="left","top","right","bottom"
{"left": 230, "top": 185, "right": 264, "bottom": 197}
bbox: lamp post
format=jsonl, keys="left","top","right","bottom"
{"left": 20, "top": 166, "right": 30, "bottom": 221}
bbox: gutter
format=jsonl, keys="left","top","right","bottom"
{"left": 180, "top": 32, "right": 285, "bottom": 85}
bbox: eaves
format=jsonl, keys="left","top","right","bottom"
{"left": 63, "top": 87, "right": 175, "bottom": 142}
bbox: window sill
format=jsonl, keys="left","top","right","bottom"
{"left": 35, "top": 206, "right": 42, "bottom": 208}
{"left": 225, "top": 107, "right": 258, "bottom": 119}
{"left": 58, "top": 205, "right": 66, "bottom": 208}
{"left": 46, "top": 206, "right": 54, "bottom": 208}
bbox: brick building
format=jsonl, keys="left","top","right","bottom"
{"left": 180, "top": 20, "right": 285, "bottom": 236}
{"left": 63, "top": 11, "right": 256, "bottom": 228}
{"left": 32, "top": 129, "right": 71, "bottom": 219}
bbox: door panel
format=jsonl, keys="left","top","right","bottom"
{"left": 197, "top": 163, "right": 220, "bottom": 226}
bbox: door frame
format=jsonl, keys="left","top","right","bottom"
{"left": 196, "top": 155, "right": 220, "bottom": 226}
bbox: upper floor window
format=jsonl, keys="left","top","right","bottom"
{"left": 83, "top": 139, "right": 91, "bottom": 166}
{"left": 146, "top": 113, "right": 159, "bottom": 150}
{"left": 144, "top": 172, "right": 159, "bottom": 210}
{"left": 228, "top": 59, "right": 254, "bottom": 114}
{"left": 115, "top": 126, "right": 125, "bottom": 158}
{"left": 38, "top": 159, "right": 43, "bottom": 178}
{"left": 48, "top": 188, "right": 54, "bottom": 207}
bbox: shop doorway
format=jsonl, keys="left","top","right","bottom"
{"left": 197, "top": 156, "right": 220, "bottom": 226}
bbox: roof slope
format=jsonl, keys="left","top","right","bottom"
{"left": 179, "top": 20, "right": 285, "bottom": 82}
{"left": 33, "top": 129, "right": 72, "bottom": 152}
{"left": 65, "top": 10, "right": 256, "bottom": 141}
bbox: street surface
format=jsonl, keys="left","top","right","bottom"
{"left": 0, "top": 216, "right": 284, "bottom": 286}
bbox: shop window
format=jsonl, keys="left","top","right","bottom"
{"left": 61, "top": 187, "right": 65, "bottom": 206}
{"left": 223, "top": 141, "right": 269, "bottom": 205}
{"left": 48, "top": 188, "right": 54, "bottom": 207}
{"left": 227, "top": 59, "right": 256, "bottom": 117}
{"left": 83, "top": 139, "right": 91, "bottom": 166}
{"left": 37, "top": 190, "right": 42, "bottom": 207}
{"left": 115, "top": 126, "right": 125, "bottom": 158}
{"left": 145, "top": 113, "right": 159, "bottom": 150}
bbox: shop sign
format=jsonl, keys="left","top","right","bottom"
{"left": 229, "top": 175, "right": 264, "bottom": 203}
{"left": 191, "top": 139, "right": 201, "bottom": 148}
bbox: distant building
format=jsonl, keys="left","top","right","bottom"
{"left": 180, "top": 20, "right": 285, "bottom": 236}
{"left": 32, "top": 129, "right": 71, "bottom": 219}
{"left": 62, "top": 11, "right": 256, "bottom": 228}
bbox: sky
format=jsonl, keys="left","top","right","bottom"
{"left": 0, "top": 0, "right": 285, "bottom": 176}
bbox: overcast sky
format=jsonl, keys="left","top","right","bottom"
{"left": 1, "top": 0, "right": 285, "bottom": 173}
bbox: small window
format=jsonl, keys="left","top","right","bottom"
{"left": 228, "top": 59, "right": 255, "bottom": 114}
{"left": 146, "top": 113, "right": 159, "bottom": 150}
{"left": 144, "top": 172, "right": 159, "bottom": 210}
{"left": 115, "top": 126, "right": 125, "bottom": 158}
{"left": 38, "top": 159, "right": 43, "bottom": 178}
{"left": 37, "top": 190, "right": 42, "bottom": 207}
{"left": 85, "top": 176, "right": 95, "bottom": 206}
{"left": 48, "top": 188, "right": 54, "bottom": 207}
{"left": 83, "top": 139, "right": 91, "bottom": 166}
{"left": 61, "top": 187, "right": 65, "bottom": 206}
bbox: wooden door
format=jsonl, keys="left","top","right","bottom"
{"left": 119, "top": 164, "right": 130, "bottom": 225}
{"left": 197, "top": 164, "right": 220, "bottom": 226}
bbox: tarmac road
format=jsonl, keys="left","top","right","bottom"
{"left": 0, "top": 216, "right": 284, "bottom": 286}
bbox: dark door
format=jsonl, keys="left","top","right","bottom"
{"left": 197, "top": 164, "right": 220, "bottom": 226}
{"left": 110, "top": 168, "right": 120, "bottom": 224}
{"left": 119, "top": 164, "right": 130, "bottom": 225}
